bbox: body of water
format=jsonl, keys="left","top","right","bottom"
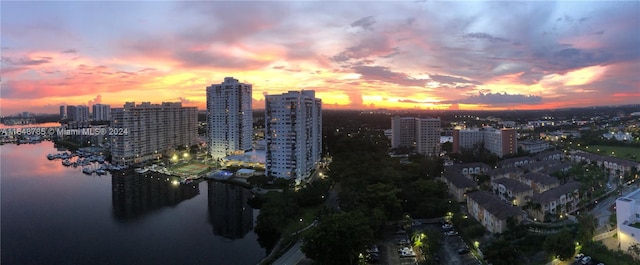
{"left": 1, "top": 141, "right": 265, "bottom": 265}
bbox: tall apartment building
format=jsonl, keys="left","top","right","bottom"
{"left": 59, "top": 105, "right": 66, "bottom": 119}
{"left": 111, "top": 102, "right": 197, "bottom": 166}
{"left": 616, "top": 188, "right": 640, "bottom": 253}
{"left": 391, "top": 117, "right": 441, "bottom": 156}
{"left": 206, "top": 77, "right": 253, "bottom": 159}
{"left": 416, "top": 118, "right": 441, "bottom": 156}
{"left": 264, "top": 90, "right": 322, "bottom": 182}
{"left": 92, "top": 104, "right": 111, "bottom": 121}
{"left": 66, "top": 105, "right": 89, "bottom": 122}
{"left": 452, "top": 127, "right": 517, "bottom": 157}
{"left": 391, "top": 117, "right": 416, "bottom": 149}
{"left": 67, "top": 105, "right": 77, "bottom": 121}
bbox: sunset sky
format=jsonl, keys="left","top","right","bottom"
{"left": 2, "top": 1, "right": 639, "bottom": 115}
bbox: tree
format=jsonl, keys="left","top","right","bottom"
{"left": 483, "top": 239, "right": 520, "bottom": 265}
{"left": 302, "top": 211, "right": 373, "bottom": 265}
{"left": 577, "top": 214, "right": 597, "bottom": 242}
{"left": 543, "top": 230, "right": 575, "bottom": 260}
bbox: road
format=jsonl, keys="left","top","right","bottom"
{"left": 272, "top": 241, "right": 305, "bottom": 265}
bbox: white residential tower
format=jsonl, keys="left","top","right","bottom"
{"left": 206, "top": 77, "right": 253, "bottom": 159}
{"left": 264, "top": 90, "right": 322, "bottom": 182}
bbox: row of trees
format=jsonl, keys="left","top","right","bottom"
{"left": 252, "top": 177, "right": 331, "bottom": 251}
{"left": 301, "top": 132, "right": 452, "bottom": 264}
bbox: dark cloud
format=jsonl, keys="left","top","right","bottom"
{"left": 380, "top": 47, "right": 401, "bottom": 58}
{"left": 547, "top": 48, "right": 612, "bottom": 70}
{"left": 353, "top": 65, "right": 427, "bottom": 87}
{"left": 351, "top": 16, "right": 376, "bottom": 30}
{"left": 463, "top": 32, "right": 509, "bottom": 42}
{"left": 62, "top": 49, "right": 77, "bottom": 53}
{"left": 331, "top": 35, "right": 396, "bottom": 63}
{"left": 443, "top": 92, "right": 542, "bottom": 105}
{"left": 397, "top": 98, "right": 434, "bottom": 104}
{"left": 1, "top": 56, "right": 51, "bottom": 66}
{"left": 429, "top": 73, "right": 481, "bottom": 85}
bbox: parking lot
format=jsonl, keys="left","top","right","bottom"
{"left": 440, "top": 233, "right": 481, "bottom": 265}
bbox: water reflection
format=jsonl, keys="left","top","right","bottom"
{"left": 207, "top": 181, "right": 254, "bottom": 239}
{"left": 112, "top": 171, "right": 200, "bottom": 220}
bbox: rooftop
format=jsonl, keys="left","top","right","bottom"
{"left": 444, "top": 172, "right": 478, "bottom": 189}
{"left": 499, "top": 156, "right": 535, "bottom": 167}
{"left": 466, "top": 190, "right": 524, "bottom": 220}
{"left": 493, "top": 178, "right": 532, "bottom": 193}
{"left": 487, "top": 167, "right": 523, "bottom": 177}
{"left": 522, "top": 172, "right": 560, "bottom": 186}
{"left": 519, "top": 160, "right": 560, "bottom": 171}
{"left": 530, "top": 182, "right": 582, "bottom": 204}
{"left": 572, "top": 151, "right": 640, "bottom": 167}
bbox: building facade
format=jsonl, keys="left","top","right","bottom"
{"left": 206, "top": 77, "right": 253, "bottom": 159}
{"left": 466, "top": 191, "right": 524, "bottom": 234}
{"left": 264, "top": 90, "right": 321, "bottom": 182}
{"left": 391, "top": 117, "right": 441, "bottom": 156}
{"left": 92, "top": 104, "right": 111, "bottom": 121}
{"left": 453, "top": 127, "right": 517, "bottom": 157}
{"left": 416, "top": 118, "right": 441, "bottom": 156}
{"left": 617, "top": 188, "right": 640, "bottom": 254}
{"left": 391, "top": 117, "right": 417, "bottom": 149}
{"left": 110, "top": 102, "right": 198, "bottom": 165}
{"left": 67, "top": 105, "right": 90, "bottom": 122}
{"left": 59, "top": 105, "right": 66, "bottom": 119}
{"left": 528, "top": 182, "right": 581, "bottom": 222}
{"left": 518, "top": 140, "right": 550, "bottom": 154}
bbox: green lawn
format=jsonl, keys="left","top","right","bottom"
{"left": 282, "top": 205, "right": 321, "bottom": 236}
{"left": 577, "top": 145, "right": 640, "bottom": 162}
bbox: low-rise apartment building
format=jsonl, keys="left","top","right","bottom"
{"left": 442, "top": 172, "right": 478, "bottom": 202}
{"left": 466, "top": 191, "right": 525, "bottom": 233}
{"left": 491, "top": 177, "right": 533, "bottom": 206}
{"left": 528, "top": 182, "right": 582, "bottom": 222}
{"left": 515, "top": 172, "right": 560, "bottom": 193}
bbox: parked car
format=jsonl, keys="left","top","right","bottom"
{"left": 366, "top": 253, "right": 380, "bottom": 263}
{"left": 366, "top": 245, "right": 379, "bottom": 253}
{"left": 442, "top": 223, "right": 453, "bottom": 230}
{"left": 445, "top": 230, "right": 458, "bottom": 236}
{"left": 575, "top": 253, "right": 585, "bottom": 260}
{"left": 581, "top": 256, "right": 592, "bottom": 265}
{"left": 457, "top": 247, "right": 470, "bottom": 255}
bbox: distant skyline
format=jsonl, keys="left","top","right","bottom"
{"left": 2, "top": 1, "right": 639, "bottom": 115}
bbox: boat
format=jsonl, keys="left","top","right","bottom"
{"left": 62, "top": 159, "right": 72, "bottom": 166}
{"left": 82, "top": 167, "right": 94, "bottom": 174}
{"left": 96, "top": 169, "right": 106, "bottom": 175}
{"left": 47, "top": 154, "right": 55, "bottom": 160}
